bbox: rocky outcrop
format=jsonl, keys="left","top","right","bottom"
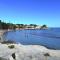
{"left": 12, "top": 53, "right": 16, "bottom": 60}
{"left": 0, "top": 43, "right": 60, "bottom": 60}
{"left": 0, "top": 30, "right": 7, "bottom": 42}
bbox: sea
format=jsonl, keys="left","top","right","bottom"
{"left": 5, "top": 28, "right": 60, "bottom": 50}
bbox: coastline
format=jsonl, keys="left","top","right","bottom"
{"left": 0, "top": 43, "right": 60, "bottom": 60}
{"left": 0, "top": 30, "right": 7, "bottom": 36}
{"left": 0, "top": 30, "right": 60, "bottom": 60}
{"left": 0, "top": 30, "right": 7, "bottom": 42}
{"left": 0, "top": 29, "right": 15, "bottom": 42}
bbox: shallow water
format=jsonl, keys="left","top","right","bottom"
{"left": 5, "top": 28, "right": 60, "bottom": 50}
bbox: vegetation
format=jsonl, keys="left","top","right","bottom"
{"left": 40, "top": 24, "right": 47, "bottom": 29}
{"left": 44, "top": 53, "right": 50, "bottom": 60}
{"left": 44, "top": 53, "right": 50, "bottom": 56}
{"left": 8, "top": 45, "right": 15, "bottom": 49}
{"left": 0, "top": 20, "right": 47, "bottom": 29}
{"left": 1, "top": 40, "right": 16, "bottom": 44}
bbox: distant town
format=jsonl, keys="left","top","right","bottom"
{"left": 0, "top": 20, "right": 47, "bottom": 30}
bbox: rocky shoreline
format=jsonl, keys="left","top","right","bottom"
{"left": 0, "top": 30, "right": 7, "bottom": 42}
{"left": 0, "top": 30, "right": 60, "bottom": 60}
{"left": 0, "top": 43, "right": 60, "bottom": 60}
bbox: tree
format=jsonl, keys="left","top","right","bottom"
{"left": 42, "top": 25, "right": 47, "bottom": 27}
{"left": 12, "top": 24, "right": 16, "bottom": 30}
{"left": 33, "top": 24, "right": 37, "bottom": 28}
{"left": 20, "top": 24, "right": 25, "bottom": 28}
{"left": 30, "top": 24, "right": 37, "bottom": 28}
{"left": 1, "top": 22, "right": 6, "bottom": 29}
{"left": 0, "top": 20, "right": 2, "bottom": 29}
{"left": 41, "top": 24, "right": 47, "bottom": 29}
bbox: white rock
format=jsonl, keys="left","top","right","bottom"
{"left": 0, "top": 43, "right": 60, "bottom": 60}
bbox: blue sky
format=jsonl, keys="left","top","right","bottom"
{"left": 0, "top": 0, "right": 60, "bottom": 27}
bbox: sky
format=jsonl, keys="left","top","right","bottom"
{"left": 0, "top": 0, "right": 60, "bottom": 27}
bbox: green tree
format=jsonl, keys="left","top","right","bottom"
{"left": 42, "top": 25, "right": 47, "bottom": 27}
{"left": 0, "top": 20, "right": 2, "bottom": 29}
{"left": 33, "top": 24, "right": 37, "bottom": 28}
{"left": 20, "top": 24, "right": 24, "bottom": 28}
{"left": 30, "top": 24, "right": 37, "bottom": 28}
{"left": 41, "top": 24, "right": 47, "bottom": 29}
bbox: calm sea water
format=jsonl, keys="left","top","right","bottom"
{"left": 5, "top": 28, "right": 60, "bottom": 50}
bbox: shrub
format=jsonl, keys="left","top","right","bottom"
{"left": 1, "top": 40, "right": 16, "bottom": 44}
{"left": 44, "top": 53, "right": 50, "bottom": 56}
{"left": 8, "top": 45, "right": 15, "bottom": 49}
